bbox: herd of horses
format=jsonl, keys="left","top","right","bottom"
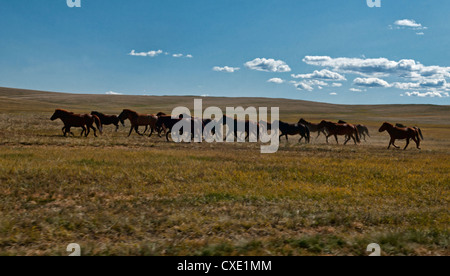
{"left": 50, "top": 109, "right": 424, "bottom": 150}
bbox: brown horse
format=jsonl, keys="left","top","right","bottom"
{"left": 298, "top": 119, "right": 328, "bottom": 141}
{"left": 378, "top": 122, "right": 422, "bottom": 150}
{"left": 318, "top": 120, "right": 360, "bottom": 145}
{"left": 50, "top": 109, "right": 102, "bottom": 137}
{"left": 338, "top": 120, "right": 370, "bottom": 141}
{"left": 118, "top": 109, "right": 158, "bottom": 137}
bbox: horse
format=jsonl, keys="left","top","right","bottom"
{"left": 275, "top": 120, "right": 310, "bottom": 143}
{"left": 156, "top": 115, "right": 203, "bottom": 142}
{"left": 298, "top": 119, "right": 328, "bottom": 141}
{"left": 395, "top": 123, "right": 424, "bottom": 140}
{"left": 118, "top": 109, "right": 158, "bottom": 137}
{"left": 222, "top": 115, "right": 260, "bottom": 141}
{"left": 318, "top": 120, "right": 360, "bottom": 145}
{"left": 50, "top": 109, "right": 102, "bottom": 137}
{"left": 91, "top": 111, "right": 123, "bottom": 132}
{"left": 338, "top": 120, "right": 370, "bottom": 141}
{"left": 378, "top": 122, "right": 423, "bottom": 150}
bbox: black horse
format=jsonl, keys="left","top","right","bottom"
{"left": 276, "top": 120, "right": 310, "bottom": 143}
{"left": 91, "top": 111, "right": 123, "bottom": 132}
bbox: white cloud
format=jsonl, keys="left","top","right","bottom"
{"left": 213, "top": 66, "right": 240, "bottom": 73}
{"left": 416, "top": 32, "right": 425, "bottom": 36}
{"left": 394, "top": 19, "right": 426, "bottom": 30}
{"left": 173, "top": 54, "right": 183, "bottom": 58}
{"left": 292, "top": 81, "right": 314, "bottom": 91}
{"left": 267, "top": 78, "right": 285, "bottom": 84}
{"left": 105, "top": 91, "right": 123, "bottom": 95}
{"left": 129, "top": 49, "right": 163, "bottom": 57}
{"left": 353, "top": 77, "right": 391, "bottom": 88}
{"left": 332, "top": 83, "right": 343, "bottom": 87}
{"left": 303, "top": 56, "right": 450, "bottom": 80}
{"left": 350, "top": 88, "right": 364, "bottom": 92}
{"left": 291, "top": 69, "right": 346, "bottom": 81}
{"left": 404, "top": 91, "right": 449, "bottom": 98}
{"left": 186, "top": 54, "right": 193, "bottom": 58}
{"left": 244, "top": 58, "right": 291, "bottom": 72}
{"left": 329, "top": 92, "right": 338, "bottom": 96}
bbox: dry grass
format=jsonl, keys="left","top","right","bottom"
{"left": 0, "top": 87, "right": 448, "bottom": 256}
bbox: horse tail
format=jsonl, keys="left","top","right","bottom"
{"left": 93, "top": 115, "right": 103, "bottom": 134}
{"left": 365, "top": 127, "right": 370, "bottom": 137}
{"left": 418, "top": 128, "right": 424, "bottom": 141}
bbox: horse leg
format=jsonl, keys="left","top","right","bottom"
{"left": 91, "top": 126, "right": 97, "bottom": 137}
{"left": 279, "top": 134, "right": 283, "bottom": 141}
{"left": 135, "top": 126, "right": 143, "bottom": 136}
{"left": 128, "top": 126, "right": 134, "bottom": 137}
{"left": 143, "top": 125, "right": 148, "bottom": 134}
{"left": 166, "top": 130, "right": 170, "bottom": 142}
{"left": 115, "top": 124, "right": 119, "bottom": 132}
{"left": 334, "top": 135, "right": 339, "bottom": 144}
{"left": 413, "top": 136, "right": 421, "bottom": 149}
{"left": 85, "top": 126, "right": 91, "bottom": 137}
{"left": 344, "top": 136, "right": 350, "bottom": 145}
{"left": 80, "top": 126, "right": 87, "bottom": 137}
{"left": 404, "top": 138, "right": 410, "bottom": 150}
{"left": 148, "top": 128, "right": 154, "bottom": 138}
{"left": 392, "top": 139, "right": 400, "bottom": 149}
{"left": 325, "top": 134, "right": 332, "bottom": 144}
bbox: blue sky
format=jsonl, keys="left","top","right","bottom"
{"left": 1, "top": 0, "right": 450, "bottom": 105}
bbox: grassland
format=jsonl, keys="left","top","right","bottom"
{"left": 0, "top": 87, "right": 448, "bottom": 256}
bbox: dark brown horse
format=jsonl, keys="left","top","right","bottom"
{"left": 222, "top": 115, "right": 260, "bottom": 141}
{"left": 51, "top": 109, "right": 102, "bottom": 137}
{"left": 118, "top": 109, "right": 158, "bottom": 137}
{"left": 156, "top": 115, "right": 203, "bottom": 142}
{"left": 298, "top": 119, "right": 328, "bottom": 141}
{"left": 379, "top": 122, "right": 422, "bottom": 150}
{"left": 91, "top": 111, "right": 123, "bottom": 132}
{"left": 276, "top": 120, "right": 310, "bottom": 143}
{"left": 318, "top": 120, "right": 360, "bottom": 145}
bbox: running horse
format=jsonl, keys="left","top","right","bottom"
{"left": 156, "top": 115, "right": 203, "bottom": 142}
{"left": 50, "top": 109, "right": 103, "bottom": 137}
{"left": 338, "top": 120, "right": 370, "bottom": 141}
{"left": 318, "top": 120, "right": 360, "bottom": 145}
{"left": 118, "top": 109, "right": 158, "bottom": 137}
{"left": 276, "top": 120, "right": 310, "bottom": 143}
{"left": 91, "top": 111, "right": 124, "bottom": 132}
{"left": 378, "top": 122, "right": 423, "bottom": 150}
{"left": 298, "top": 119, "right": 328, "bottom": 141}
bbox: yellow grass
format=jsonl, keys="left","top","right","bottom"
{"left": 0, "top": 87, "right": 449, "bottom": 256}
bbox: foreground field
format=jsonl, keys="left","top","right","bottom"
{"left": 0, "top": 88, "right": 449, "bottom": 256}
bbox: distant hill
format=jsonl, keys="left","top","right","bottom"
{"left": 1, "top": 87, "right": 449, "bottom": 125}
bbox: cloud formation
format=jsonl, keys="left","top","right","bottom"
{"left": 302, "top": 56, "right": 450, "bottom": 80}
{"left": 267, "top": 78, "right": 285, "bottom": 84}
{"left": 129, "top": 50, "right": 163, "bottom": 57}
{"left": 291, "top": 69, "right": 346, "bottom": 81}
{"left": 353, "top": 77, "right": 391, "bottom": 88}
{"left": 244, "top": 58, "right": 291, "bottom": 72}
{"left": 129, "top": 50, "right": 192, "bottom": 59}
{"left": 105, "top": 91, "right": 123, "bottom": 95}
{"left": 403, "top": 91, "right": 449, "bottom": 98}
{"left": 394, "top": 19, "right": 426, "bottom": 30}
{"left": 213, "top": 66, "right": 240, "bottom": 73}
